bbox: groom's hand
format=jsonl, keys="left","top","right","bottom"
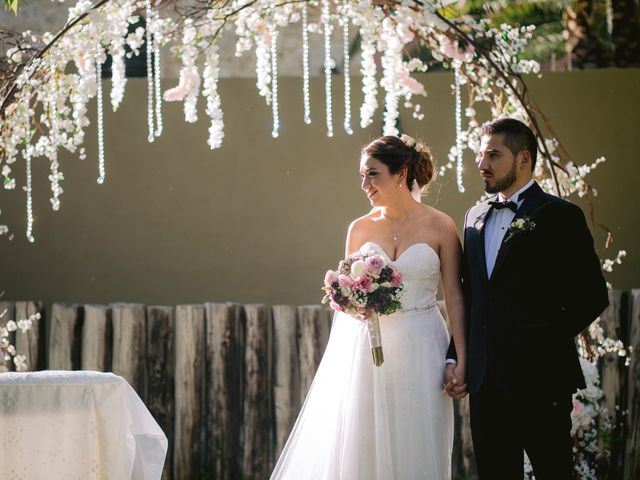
{"left": 443, "top": 364, "right": 468, "bottom": 399}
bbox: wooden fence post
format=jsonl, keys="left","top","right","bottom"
{"left": 147, "top": 305, "right": 175, "bottom": 480}
{"left": 81, "top": 304, "right": 111, "bottom": 372}
{"left": 174, "top": 304, "right": 205, "bottom": 480}
{"left": 242, "top": 304, "right": 272, "bottom": 480}
{"left": 205, "top": 303, "right": 244, "bottom": 480}
{"left": 624, "top": 290, "right": 640, "bottom": 479}
{"left": 600, "top": 290, "right": 625, "bottom": 477}
{"left": 272, "top": 305, "right": 300, "bottom": 458}
{"left": 48, "top": 303, "right": 82, "bottom": 370}
{"left": 14, "top": 301, "right": 44, "bottom": 371}
{"left": 0, "top": 301, "right": 15, "bottom": 371}
{"left": 111, "top": 303, "right": 146, "bottom": 397}
{"left": 297, "top": 306, "right": 330, "bottom": 400}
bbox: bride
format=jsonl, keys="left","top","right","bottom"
{"left": 270, "top": 134, "right": 467, "bottom": 479}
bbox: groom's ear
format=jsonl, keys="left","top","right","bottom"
{"left": 518, "top": 150, "right": 531, "bottom": 171}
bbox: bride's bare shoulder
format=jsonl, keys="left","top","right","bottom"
{"left": 346, "top": 210, "right": 380, "bottom": 254}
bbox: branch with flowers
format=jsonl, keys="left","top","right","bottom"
{"left": 0, "top": 301, "right": 37, "bottom": 372}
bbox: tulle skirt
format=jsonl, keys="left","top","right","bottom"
{"left": 270, "top": 307, "right": 454, "bottom": 480}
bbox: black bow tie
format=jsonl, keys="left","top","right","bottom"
{"left": 489, "top": 200, "right": 517, "bottom": 213}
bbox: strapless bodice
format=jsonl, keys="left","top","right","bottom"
{"left": 360, "top": 241, "right": 440, "bottom": 313}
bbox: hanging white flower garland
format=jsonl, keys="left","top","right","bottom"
{"left": 0, "top": 0, "right": 607, "bottom": 246}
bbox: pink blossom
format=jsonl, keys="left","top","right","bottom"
{"left": 365, "top": 255, "right": 384, "bottom": 275}
{"left": 440, "top": 38, "right": 474, "bottom": 62}
{"left": 390, "top": 271, "right": 403, "bottom": 288}
{"left": 572, "top": 399, "right": 583, "bottom": 415}
{"left": 324, "top": 270, "right": 338, "bottom": 287}
{"left": 163, "top": 67, "right": 200, "bottom": 102}
{"left": 396, "top": 72, "right": 426, "bottom": 96}
{"left": 353, "top": 275, "right": 373, "bottom": 293}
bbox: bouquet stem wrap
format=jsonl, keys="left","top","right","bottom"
{"left": 366, "top": 312, "right": 384, "bottom": 367}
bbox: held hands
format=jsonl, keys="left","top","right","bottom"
{"left": 443, "top": 363, "right": 468, "bottom": 399}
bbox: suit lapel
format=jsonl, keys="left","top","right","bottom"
{"left": 490, "top": 182, "right": 546, "bottom": 279}
{"left": 469, "top": 201, "right": 494, "bottom": 283}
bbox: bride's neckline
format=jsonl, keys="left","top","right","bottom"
{"left": 361, "top": 241, "right": 439, "bottom": 263}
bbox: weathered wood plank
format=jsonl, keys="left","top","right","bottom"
{"left": 272, "top": 305, "right": 300, "bottom": 458}
{"left": 624, "top": 289, "right": 640, "bottom": 479}
{"left": 297, "top": 305, "right": 330, "bottom": 400}
{"left": 205, "top": 302, "right": 244, "bottom": 480}
{"left": 599, "top": 290, "right": 626, "bottom": 477}
{"left": 147, "top": 305, "right": 175, "bottom": 480}
{"left": 242, "top": 304, "right": 272, "bottom": 480}
{"left": 438, "top": 299, "right": 477, "bottom": 478}
{"left": 174, "top": 304, "right": 205, "bottom": 480}
{"left": 81, "top": 304, "right": 111, "bottom": 372}
{"left": 48, "top": 303, "right": 83, "bottom": 370}
{"left": 0, "top": 301, "right": 15, "bottom": 372}
{"left": 14, "top": 301, "right": 44, "bottom": 371}
{"left": 111, "top": 303, "right": 146, "bottom": 398}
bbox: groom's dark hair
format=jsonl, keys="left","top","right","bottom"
{"left": 480, "top": 118, "right": 538, "bottom": 171}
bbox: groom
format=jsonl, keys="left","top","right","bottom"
{"left": 445, "top": 118, "right": 609, "bottom": 479}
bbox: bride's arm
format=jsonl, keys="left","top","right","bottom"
{"left": 438, "top": 215, "right": 467, "bottom": 382}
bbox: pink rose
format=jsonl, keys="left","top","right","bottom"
{"left": 353, "top": 275, "right": 372, "bottom": 293}
{"left": 324, "top": 270, "right": 338, "bottom": 287}
{"left": 390, "top": 271, "right": 403, "bottom": 288}
{"left": 365, "top": 255, "right": 384, "bottom": 275}
{"left": 329, "top": 300, "right": 343, "bottom": 312}
{"left": 338, "top": 275, "right": 354, "bottom": 289}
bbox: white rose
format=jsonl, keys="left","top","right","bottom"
{"left": 350, "top": 260, "right": 366, "bottom": 279}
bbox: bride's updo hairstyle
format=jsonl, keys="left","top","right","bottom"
{"left": 362, "top": 135, "right": 435, "bottom": 191}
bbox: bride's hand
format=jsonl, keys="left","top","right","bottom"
{"left": 443, "top": 363, "right": 468, "bottom": 399}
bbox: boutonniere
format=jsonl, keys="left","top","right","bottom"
{"left": 504, "top": 216, "right": 536, "bottom": 243}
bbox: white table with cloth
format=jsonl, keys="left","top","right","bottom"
{"left": 0, "top": 370, "right": 168, "bottom": 480}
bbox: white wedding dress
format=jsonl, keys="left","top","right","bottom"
{"left": 271, "top": 241, "right": 454, "bottom": 480}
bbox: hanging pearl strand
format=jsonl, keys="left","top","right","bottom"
{"left": 270, "top": 24, "right": 280, "bottom": 138}
{"left": 302, "top": 2, "right": 311, "bottom": 125}
{"left": 322, "top": 0, "right": 334, "bottom": 137}
{"left": 145, "top": 0, "right": 155, "bottom": 143}
{"left": 342, "top": 1, "right": 352, "bottom": 135}
{"left": 454, "top": 61, "right": 465, "bottom": 193}
{"left": 153, "top": 8, "right": 163, "bottom": 137}
{"left": 24, "top": 100, "right": 34, "bottom": 243}
{"left": 96, "top": 59, "right": 106, "bottom": 185}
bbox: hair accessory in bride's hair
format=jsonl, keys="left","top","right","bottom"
{"left": 399, "top": 134, "right": 428, "bottom": 154}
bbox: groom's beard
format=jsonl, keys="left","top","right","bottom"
{"left": 484, "top": 160, "right": 517, "bottom": 194}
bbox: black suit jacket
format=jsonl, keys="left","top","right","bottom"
{"left": 448, "top": 182, "right": 609, "bottom": 397}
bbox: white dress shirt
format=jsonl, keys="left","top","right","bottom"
{"left": 484, "top": 179, "right": 535, "bottom": 277}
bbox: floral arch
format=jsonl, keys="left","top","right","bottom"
{"left": 0, "top": 1, "right": 633, "bottom": 476}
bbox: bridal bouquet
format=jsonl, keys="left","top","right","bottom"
{"left": 322, "top": 249, "right": 404, "bottom": 366}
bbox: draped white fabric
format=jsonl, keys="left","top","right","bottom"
{"left": 271, "top": 242, "right": 454, "bottom": 479}
{"left": 0, "top": 370, "right": 167, "bottom": 480}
